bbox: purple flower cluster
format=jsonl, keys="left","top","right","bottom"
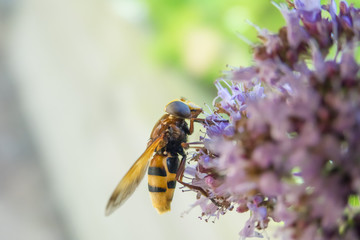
{"left": 186, "top": 1, "right": 360, "bottom": 239}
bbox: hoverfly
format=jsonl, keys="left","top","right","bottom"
{"left": 105, "top": 98, "right": 204, "bottom": 215}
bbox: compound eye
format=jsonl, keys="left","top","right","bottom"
{"left": 165, "top": 101, "right": 191, "bottom": 118}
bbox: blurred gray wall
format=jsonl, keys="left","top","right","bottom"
{"left": 1, "top": 0, "right": 248, "bottom": 240}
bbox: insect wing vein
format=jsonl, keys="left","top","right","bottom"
{"left": 105, "top": 137, "right": 162, "bottom": 216}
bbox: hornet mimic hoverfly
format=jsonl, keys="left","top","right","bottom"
{"left": 105, "top": 98, "right": 206, "bottom": 215}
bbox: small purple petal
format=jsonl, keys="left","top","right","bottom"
{"left": 280, "top": 7, "right": 309, "bottom": 48}
{"left": 232, "top": 66, "right": 257, "bottom": 82}
{"left": 258, "top": 172, "right": 283, "bottom": 196}
{"left": 295, "top": 0, "right": 321, "bottom": 11}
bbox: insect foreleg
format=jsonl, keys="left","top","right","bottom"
{"left": 193, "top": 118, "right": 229, "bottom": 124}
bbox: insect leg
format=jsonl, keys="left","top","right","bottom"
{"left": 189, "top": 115, "right": 229, "bottom": 135}
{"left": 188, "top": 118, "right": 195, "bottom": 135}
{"left": 176, "top": 156, "right": 208, "bottom": 196}
{"left": 194, "top": 118, "right": 230, "bottom": 125}
{"left": 175, "top": 153, "right": 220, "bottom": 207}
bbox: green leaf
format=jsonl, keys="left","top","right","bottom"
{"left": 348, "top": 195, "right": 360, "bottom": 207}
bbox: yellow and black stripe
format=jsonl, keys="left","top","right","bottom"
{"left": 148, "top": 153, "right": 179, "bottom": 214}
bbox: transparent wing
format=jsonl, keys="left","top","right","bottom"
{"left": 105, "top": 137, "right": 163, "bottom": 216}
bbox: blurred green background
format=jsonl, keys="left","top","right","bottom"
{"left": 138, "top": 0, "right": 359, "bottom": 91}
{"left": 1, "top": 0, "right": 359, "bottom": 240}
{"left": 144, "top": 0, "right": 284, "bottom": 85}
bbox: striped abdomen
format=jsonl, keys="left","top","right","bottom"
{"left": 147, "top": 153, "right": 179, "bottom": 214}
